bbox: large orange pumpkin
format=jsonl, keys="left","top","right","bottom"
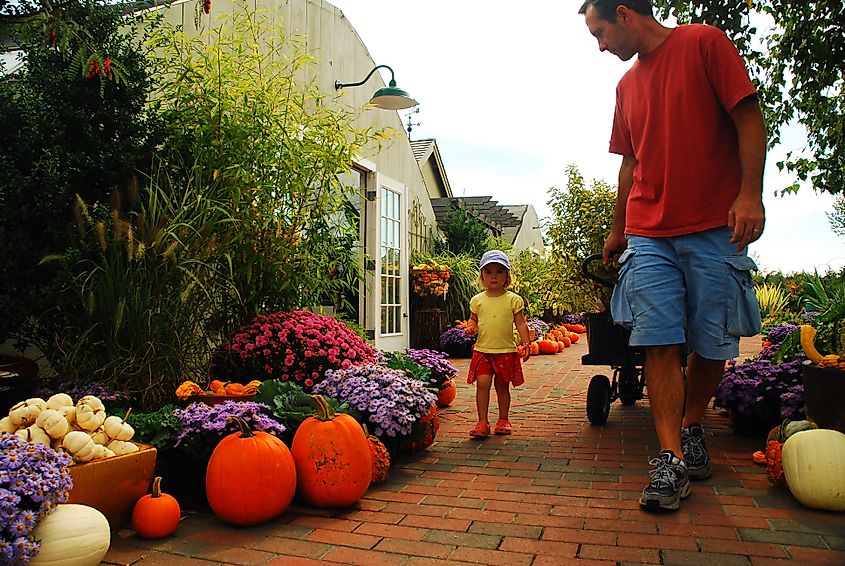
{"left": 132, "top": 476, "right": 181, "bottom": 539}
{"left": 205, "top": 416, "right": 296, "bottom": 526}
{"left": 291, "top": 395, "right": 372, "bottom": 507}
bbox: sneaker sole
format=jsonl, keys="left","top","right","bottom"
{"left": 687, "top": 463, "right": 712, "bottom": 481}
{"left": 639, "top": 482, "right": 691, "bottom": 511}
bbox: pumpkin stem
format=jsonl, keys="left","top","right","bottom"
{"left": 151, "top": 476, "right": 163, "bottom": 498}
{"left": 122, "top": 407, "right": 133, "bottom": 423}
{"left": 310, "top": 394, "right": 336, "bottom": 421}
{"left": 228, "top": 415, "right": 255, "bottom": 438}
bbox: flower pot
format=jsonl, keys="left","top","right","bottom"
{"left": 728, "top": 408, "right": 778, "bottom": 439}
{"left": 801, "top": 364, "right": 845, "bottom": 434}
{"left": 436, "top": 379, "right": 456, "bottom": 408}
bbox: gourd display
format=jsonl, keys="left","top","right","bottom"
{"left": 4, "top": 393, "right": 138, "bottom": 463}
{"left": 366, "top": 432, "right": 391, "bottom": 485}
{"left": 291, "top": 395, "right": 372, "bottom": 507}
{"left": 29, "top": 503, "right": 111, "bottom": 566}
{"left": 782, "top": 428, "right": 845, "bottom": 512}
{"left": 132, "top": 476, "right": 181, "bottom": 539}
{"left": 763, "top": 419, "right": 818, "bottom": 487}
{"left": 206, "top": 416, "right": 296, "bottom": 526}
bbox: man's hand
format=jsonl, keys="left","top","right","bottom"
{"left": 602, "top": 231, "right": 628, "bottom": 264}
{"left": 728, "top": 192, "right": 765, "bottom": 252}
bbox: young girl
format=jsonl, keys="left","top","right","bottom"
{"left": 465, "top": 250, "right": 531, "bottom": 438}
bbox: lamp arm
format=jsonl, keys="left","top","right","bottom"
{"left": 335, "top": 64, "right": 396, "bottom": 90}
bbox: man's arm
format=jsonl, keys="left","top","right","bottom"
{"left": 603, "top": 153, "right": 636, "bottom": 263}
{"left": 728, "top": 94, "right": 767, "bottom": 252}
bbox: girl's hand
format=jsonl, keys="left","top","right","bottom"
{"left": 518, "top": 343, "right": 530, "bottom": 362}
{"left": 465, "top": 320, "right": 478, "bottom": 336}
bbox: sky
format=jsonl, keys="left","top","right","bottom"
{"left": 329, "top": 0, "right": 843, "bottom": 275}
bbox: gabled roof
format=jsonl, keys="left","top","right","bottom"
{"left": 409, "top": 138, "right": 452, "bottom": 198}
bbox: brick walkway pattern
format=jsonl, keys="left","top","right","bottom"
{"left": 105, "top": 337, "right": 845, "bottom": 565}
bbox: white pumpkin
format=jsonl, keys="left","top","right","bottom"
{"left": 63, "top": 430, "right": 97, "bottom": 463}
{"left": 15, "top": 425, "right": 52, "bottom": 447}
{"left": 87, "top": 427, "right": 109, "bottom": 446}
{"left": 92, "top": 444, "right": 116, "bottom": 460}
{"left": 103, "top": 415, "right": 134, "bottom": 441}
{"left": 0, "top": 415, "right": 16, "bottom": 433}
{"left": 782, "top": 428, "right": 845, "bottom": 512}
{"left": 36, "top": 409, "right": 70, "bottom": 440}
{"left": 29, "top": 504, "right": 110, "bottom": 566}
{"left": 8, "top": 398, "right": 46, "bottom": 427}
{"left": 45, "top": 393, "right": 74, "bottom": 410}
{"left": 106, "top": 439, "right": 139, "bottom": 455}
{"left": 74, "top": 397, "right": 105, "bottom": 432}
{"left": 58, "top": 405, "right": 77, "bottom": 427}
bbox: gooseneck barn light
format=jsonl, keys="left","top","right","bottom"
{"left": 334, "top": 64, "right": 418, "bottom": 110}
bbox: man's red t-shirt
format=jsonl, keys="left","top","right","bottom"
{"left": 609, "top": 24, "right": 757, "bottom": 237}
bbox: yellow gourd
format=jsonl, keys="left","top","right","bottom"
{"left": 799, "top": 324, "right": 826, "bottom": 365}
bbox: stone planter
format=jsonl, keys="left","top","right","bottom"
{"left": 802, "top": 364, "right": 845, "bottom": 434}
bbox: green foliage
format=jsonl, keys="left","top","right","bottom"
{"left": 383, "top": 352, "right": 433, "bottom": 390}
{"left": 0, "top": 0, "right": 161, "bottom": 345}
{"left": 411, "top": 251, "right": 480, "bottom": 324}
{"left": 651, "top": 1, "right": 844, "bottom": 196}
{"left": 756, "top": 282, "right": 789, "bottom": 318}
{"left": 828, "top": 194, "right": 845, "bottom": 237}
{"left": 126, "top": 404, "right": 181, "bottom": 450}
{"left": 435, "top": 205, "right": 492, "bottom": 257}
{"left": 541, "top": 165, "right": 617, "bottom": 316}
{"left": 254, "top": 379, "right": 351, "bottom": 439}
{"left": 509, "top": 249, "right": 547, "bottom": 320}
{"left": 147, "top": 2, "right": 388, "bottom": 321}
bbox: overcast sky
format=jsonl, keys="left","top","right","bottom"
{"left": 329, "top": 0, "right": 843, "bottom": 275}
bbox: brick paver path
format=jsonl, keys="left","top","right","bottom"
{"left": 104, "top": 337, "right": 845, "bottom": 565}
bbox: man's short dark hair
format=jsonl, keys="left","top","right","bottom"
{"left": 578, "top": 1, "right": 653, "bottom": 22}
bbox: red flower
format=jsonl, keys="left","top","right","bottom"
{"left": 103, "top": 58, "right": 113, "bottom": 79}
{"left": 86, "top": 59, "right": 100, "bottom": 79}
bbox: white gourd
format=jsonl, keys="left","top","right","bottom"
{"left": 75, "top": 397, "right": 105, "bottom": 431}
{"left": 0, "top": 415, "right": 16, "bottom": 433}
{"left": 92, "top": 444, "right": 116, "bottom": 460}
{"left": 88, "top": 427, "right": 109, "bottom": 446}
{"left": 106, "top": 439, "right": 139, "bottom": 455}
{"left": 29, "top": 503, "right": 111, "bottom": 566}
{"left": 782, "top": 428, "right": 845, "bottom": 512}
{"left": 59, "top": 405, "right": 77, "bottom": 427}
{"left": 36, "top": 409, "right": 70, "bottom": 440}
{"left": 15, "top": 425, "right": 52, "bottom": 447}
{"left": 103, "top": 414, "right": 134, "bottom": 441}
{"left": 63, "top": 430, "right": 97, "bottom": 463}
{"left": 45, "top": 393, "right": 74, "bottom": 410}
{"left": 8, "top": 398, "right": 45, "bottom": 427}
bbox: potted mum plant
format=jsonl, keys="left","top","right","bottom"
{"left": 0, "top": 434, "right": 73, "bottom": 564}
{"left": 438, "top": 325, "right": 476, "bottom": 358}
{"left": 212, "top": 310, "right": 377, "bottom": 391}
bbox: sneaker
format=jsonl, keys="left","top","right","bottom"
{"left": 682, "top": 423, "right": 712, "bottom": 480}
{"left": 639, "top": 450, "right": 691, "bottom": 511}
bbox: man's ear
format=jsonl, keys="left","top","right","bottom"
{"left": 616, "top": 5, "right": 630, "bottom": 24}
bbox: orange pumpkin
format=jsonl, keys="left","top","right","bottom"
{"left": 529, "top": 341, "right": 540, "bottom": 355}
{"left": 206, "top": 416, "right": 296, "bottom": 526}
{"left": 568, "top": 332, "right": 579, "bottom": 343}
{"left": 291, "top": 395, "right": 372, "bottom": 507}
{"left": 366, "top": 432, "right": 391, "bottom": 485}
{"left": 224, "top": 382, "right": 246, "bottom": 396}
{"left": 537, "top": 339, "right": 558, "bottom": 355}
{"left": 560, "top": 336, "right": 571, "bottom": 348}
{"left": 131, "top": 476, "right": 181, "bottom": 539}
{"left": 175, "top": 381, "right": 202, "bottom": 400}
{"left": 209, "top": 379, "right": 225, "bottom": 392}
{"left": 436, "top": 379, "right": 457, "bottom": 407}
{"left": 398, "top": 404, "right": 440, "bottom": 453}
{"left": 765, "top": 440, "right": 786, "bottom": 486}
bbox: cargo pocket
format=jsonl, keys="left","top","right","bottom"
{"left": 725, "top": 255, "right": 761, "bottom": 337}
{"left": 610, "top": 248, "right": 636, "bottom": 330}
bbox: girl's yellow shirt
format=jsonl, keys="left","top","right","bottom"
{"left": 470, "top": 291, "right": 525, "bottom": 353}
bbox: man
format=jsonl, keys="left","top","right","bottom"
{"left": 579, "top": 0, "right": 767, "bottom": 511}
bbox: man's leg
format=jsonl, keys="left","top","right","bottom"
{"left": 683, "top": 352, "right": 726, "bottom": 427}
{"left": 645, "top": 344, "right": 685, "bottom": 458}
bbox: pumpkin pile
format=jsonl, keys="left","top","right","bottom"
{"left": 411, "top": 260, "right": 451, "bottom": 298}
{"left": 0, "top": 393, "right": 140, "bottom": 463}
{"left": 175, "top": 379, "right": 262, "bottom": 400}
{"left": 527, "top": 323, "right": 584, "bottom": 355}
{"left": 799, "top": 324, "right": 845, "bottom": 368}
{"left": 752, "top": 418, "right": 818, "bottom": 486}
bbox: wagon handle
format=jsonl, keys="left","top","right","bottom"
{"left": 581, "top": 253, "right": 617, "bottom": 288}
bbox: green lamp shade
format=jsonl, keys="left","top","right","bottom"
{"left": 370, "top": 85, "right": 418, "bottom": 110}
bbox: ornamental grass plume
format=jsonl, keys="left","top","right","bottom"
{"left": 213, "top": 310, "right": 377, "bottom": 390}
{"left": 0, "top": 433, "right": 73, "bottom": 564}
{"left": 313, "top": 364, "right": 437, "bottom": 438}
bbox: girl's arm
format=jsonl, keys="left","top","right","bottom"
{"left": 514, "top": 311, "right": 530, "bottom": 361}
{"left": 466, "top": 313, "right": 479, "bottom": 336}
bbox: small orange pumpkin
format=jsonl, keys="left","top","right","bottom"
{"left": 568, "top": 332, "right": 579, "bottom": 343}
{"left": 765, "top": 440, "right": 786, "bottom": 486}
{"left": 537, "top": 339, "right": 558, "bottom": 355}
{"left": 175, "top": 381, "right": 202, "bottom": 400}
{"left": 436, "top": 379, "right": 457, "bottom": 407}
{"left": 366, "top": 430, "right": 391, "bottom": 485}
{"left": 206, "top": 416, "right": 296, "bottom": 526}
{"left": 529, "top": 341, "right": 540, "bottom": 355}
{"left": 291, "top": 395, "right": 372, "bottom": 508}
{"left": 131, "top": 476, "right": 181, "bottom": 539}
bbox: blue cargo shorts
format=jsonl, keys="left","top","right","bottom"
{"left": 610, "top": 226, "right": 761, "bottom": 360}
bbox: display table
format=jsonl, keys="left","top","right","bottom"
{"left": 68, "top": 444, "right": 157, "bottom": 532}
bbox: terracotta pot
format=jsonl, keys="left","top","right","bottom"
{"left": 436, "top": 379, "right": 456, "bottom": 408}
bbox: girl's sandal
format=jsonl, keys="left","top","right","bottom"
{"left": 469, "top": 422, "right": 491, "bottom": 438}
{"left": 494, "top": 419, "right": 512, "bottom": 435}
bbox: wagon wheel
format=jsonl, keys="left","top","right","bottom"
{"left": 618, "top": 367, "right": 640, "bottom": 406}
{"left": 587, "top": 374, "right": 612, "bottom": 425}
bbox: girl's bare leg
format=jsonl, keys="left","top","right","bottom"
{"left": 475, "top": 373, "right": 493, "bottom": 424}
{"left": 494, "top": 378, "right": 511, "bottom": 421}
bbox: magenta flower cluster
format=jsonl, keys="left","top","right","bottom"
{"left": 0, "top": 433, "right": 73, "bottom": 564}
{"left": 216, "top": 310, "right": 376, "bottom": 389}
